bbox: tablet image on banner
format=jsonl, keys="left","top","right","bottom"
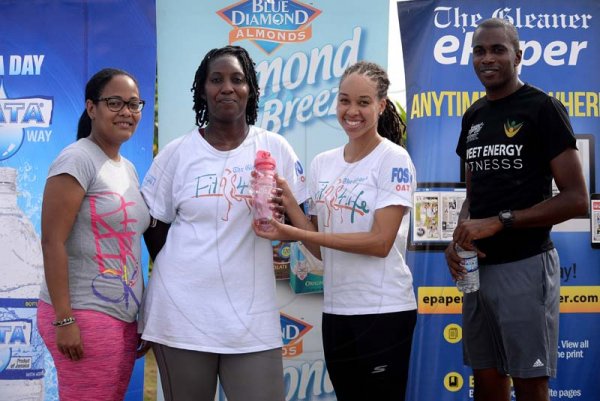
{"left": 410, "top": 182, "right": 466, "bottom": 251}
{"left": 552, "top": 134, "right": 596, "bottom": 214}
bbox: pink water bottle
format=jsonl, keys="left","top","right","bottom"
{"left": 252, "top": 150, "right": 276, "bottom": 231}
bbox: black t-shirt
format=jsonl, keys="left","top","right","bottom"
{"left": 456, "top": 84, "right": 576, "bottom": 264}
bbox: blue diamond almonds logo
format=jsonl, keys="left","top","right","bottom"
{"left": 218, "top": 0, "right": 322, "bottom": 54}
{"left": 280, "top": 312, "right": 313, "bottom": 358}
{"left": 0, "top": 81, "right": 54, "bottom": 160}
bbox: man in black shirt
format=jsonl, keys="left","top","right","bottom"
{"left": 445, "top": 18, "right": 588, "bottom": 401}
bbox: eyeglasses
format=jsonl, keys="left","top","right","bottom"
{"left": 98, "top": 97, "right": 145, "bottom": 113}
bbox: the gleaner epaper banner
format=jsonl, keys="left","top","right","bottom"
{"left": 398, "top": 1, "right": 600, "bottom": 400}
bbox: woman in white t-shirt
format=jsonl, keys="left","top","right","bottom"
{"left": 140, "top": 46, "right": 306, "bottom": 401}
{"left": 254, "top": 61, "right": 417, "bottom": 401}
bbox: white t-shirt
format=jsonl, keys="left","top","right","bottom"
{"left": 308, "top": 139, "right": 417, "bottom": 315}
{"left": 140, "top": 126, "right": 306, "bottom": 353}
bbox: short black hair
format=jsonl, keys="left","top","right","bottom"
{"left": 475, "top": 18, "right": 520, "bottom": 52}
{"left": 191, "top": 45, "right": 260, "bottom": 127}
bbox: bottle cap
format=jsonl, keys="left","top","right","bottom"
{"left": 254, "top": 150, "right": 276, "bottom": 170}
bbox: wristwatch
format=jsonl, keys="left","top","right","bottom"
{"left": 498, "top": 210, "right": 515, "bottom": 229}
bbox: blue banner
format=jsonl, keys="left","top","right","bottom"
{"left": 0, "top": 1, "right": 156, "bottom": 400}
{"left": 397, "top": 1, "right": 600, "bottom": 400}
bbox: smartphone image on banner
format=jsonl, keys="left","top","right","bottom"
{"left": 592, "top": 194, "right": 600, "bottom": 249}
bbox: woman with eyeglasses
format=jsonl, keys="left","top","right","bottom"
{"left": 37, "top": 68, "right": 150, "bottom": 401}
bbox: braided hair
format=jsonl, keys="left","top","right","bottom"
{"left": 191, "top": 46, "right": 260, "bottom": 127}
{"left": 339, "top": 61, "right": 406, "bottom": 147}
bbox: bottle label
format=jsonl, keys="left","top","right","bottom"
{"left": 457, "top": 251, "right": 478, "bottom": 272}
{"left": 0, "top": 298, "right": 45, "bottom": 380}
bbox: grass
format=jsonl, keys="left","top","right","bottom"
{"left": 144, "top": 349, "right": 158, "bottom": 401}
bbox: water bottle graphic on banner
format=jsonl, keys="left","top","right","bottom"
{"left": 0, "top": 167, "right": 45, "bottom": 400}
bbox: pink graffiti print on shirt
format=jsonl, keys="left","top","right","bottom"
{"left": 88, "top": 191, "right": 141, "bottom": 309}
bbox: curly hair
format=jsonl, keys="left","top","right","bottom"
{"left": 340, "top": 61, "right": 406, "bottom": 146}
{"left": 191, "top": 46, "right": 260, "bottom": 127}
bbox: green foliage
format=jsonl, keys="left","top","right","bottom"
{"left": 394, "top": 100, "right": 408, "bottom": 148}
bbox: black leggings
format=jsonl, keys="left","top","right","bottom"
{"left": 322, "top": 310, "right": 417, "bottom": 401}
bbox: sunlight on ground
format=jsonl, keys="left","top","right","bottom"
{"left": 144, "top": 349, "right": 158, "bottom": 401}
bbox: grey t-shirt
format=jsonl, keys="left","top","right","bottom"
{"left": 39, "top": 138, "right": 150, "bottom": 322}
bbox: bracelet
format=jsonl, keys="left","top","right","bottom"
{"left": 51, "top": 317, "right": 76, "bottom": 327}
